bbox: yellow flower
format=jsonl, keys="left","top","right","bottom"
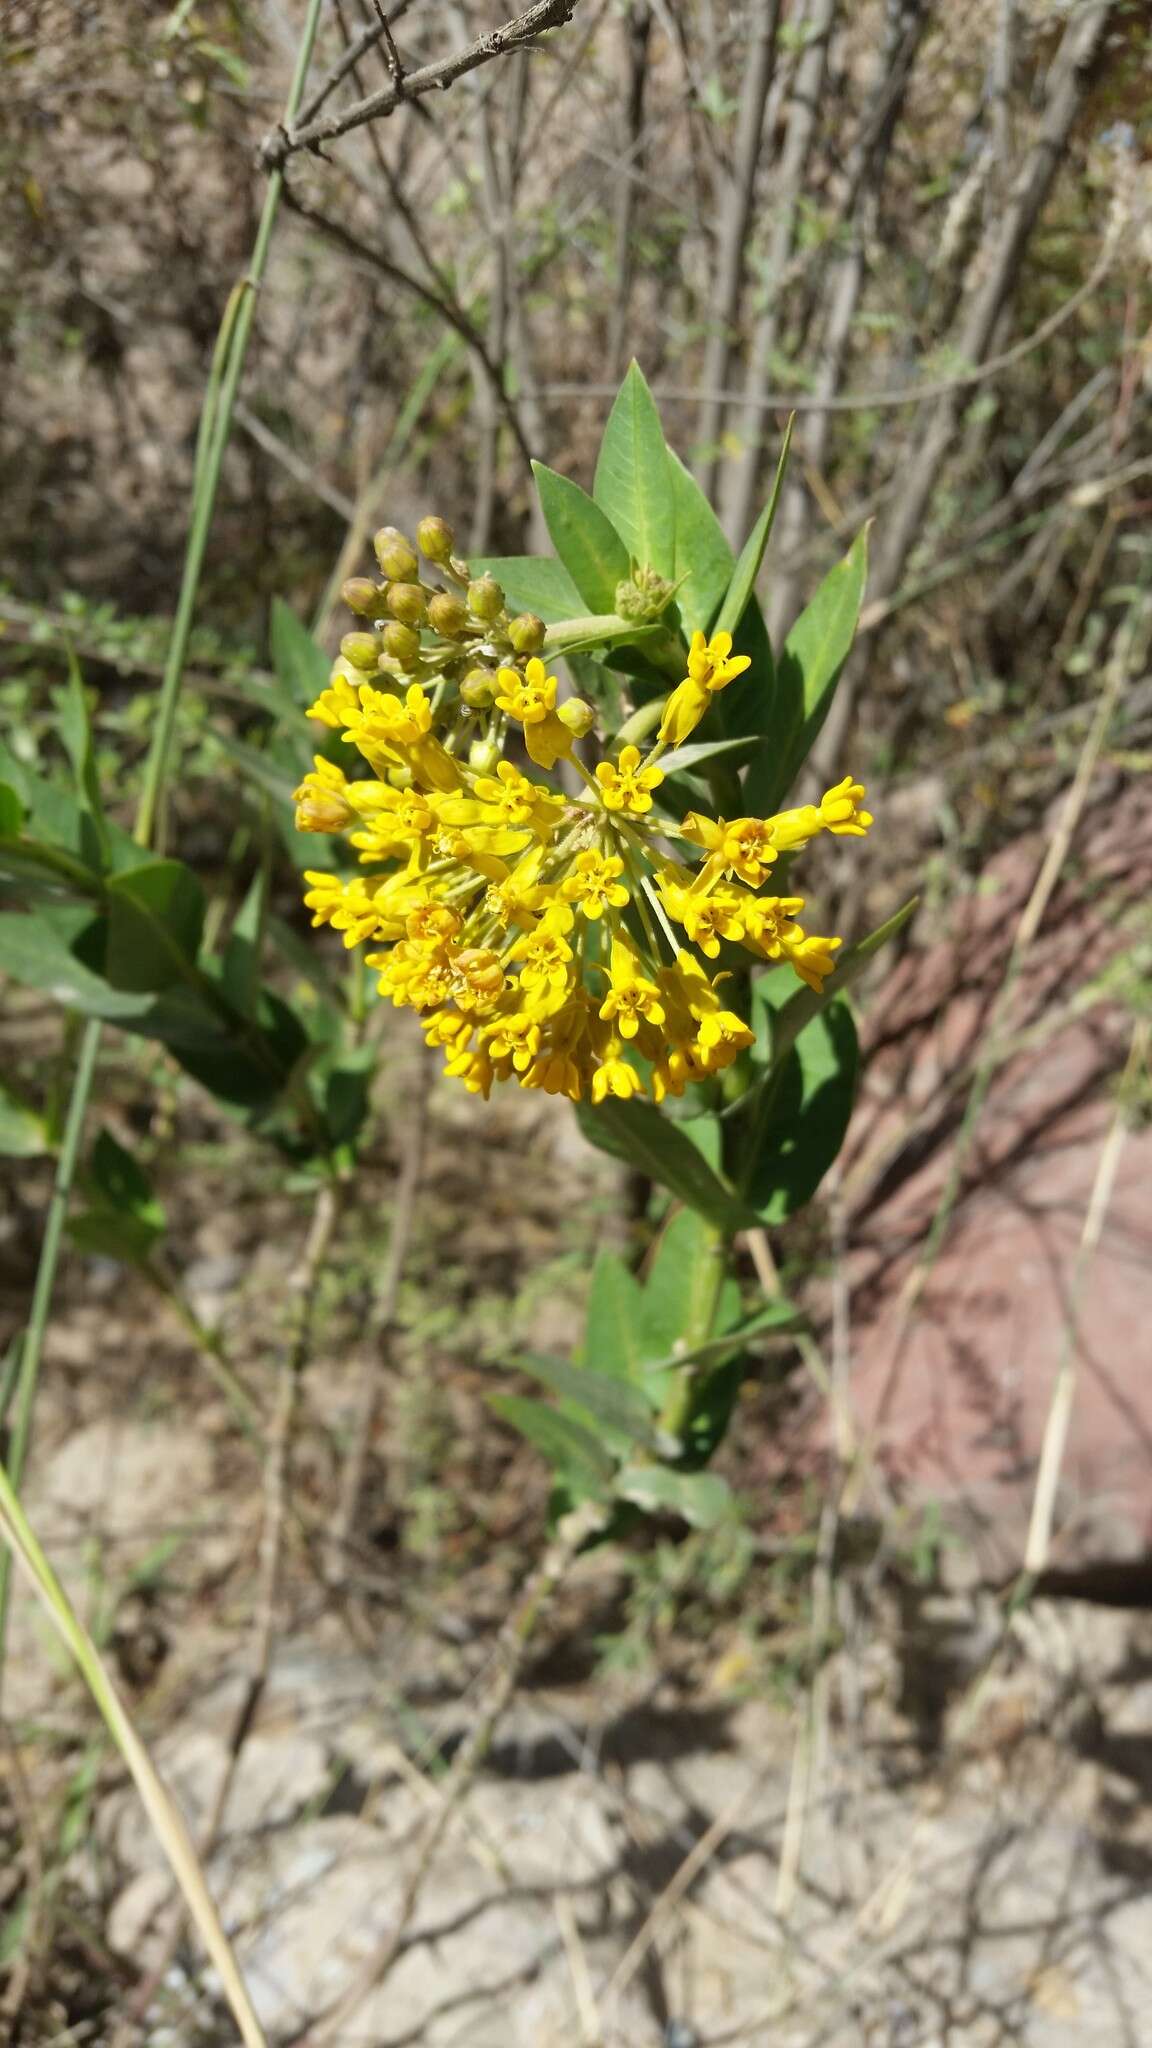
{"left": 562, "top": 850, "right": 630, "bottom": 919}
{"left": 491, "top": 659, "right": 572, "bottom": 772}
{"left": 658, "top": 630, "right": 751, "bottom": 745}
{"left": 739, "top": 895, "right": 807, "bottom": 957}
{"left": 817, "top": 776, "right": 872, "bottom": 836}
{"left": 294, "top": 757, "right": 354, "bottom": 834}
{"left": 306, "top": 670, "right": 360, "bottom": 729}
{"left": 686, "top": 629, "right": 751, "bottom": 692}
{"left": 656, "top": 874, "right": 747, "bottom": 958}
{"left": 680, "top": 812, "right": 778, "bottom": 887}
{"left": 783, "top": 931, "right": 842, "bottom": 993}
{"left": 591, "top": 1044, "right": 645, "bottom": 1103}
{"left": 598, "top": 934, "right": 665, "bottom": 1039}
{"left": 507, "top": 904, "right": 575, "bottom": 1001}
{"left": 594, "top": 744, "right": 664, "bottom": 815}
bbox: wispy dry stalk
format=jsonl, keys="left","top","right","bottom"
{"left": 1024, "top": 1017, "right": 1149, "bottom": 1576}
{"left": 718, "top": 0, "right": 839, "bottom": 543}
{"left": 326, "top": 1049, "right": 431, "bottom": 1582}
{"left": 117, "top": 1178, "right": 342, "bottom": 2038}
{"left": 300, "top": 1500, "right": 605, "bottom": 2047}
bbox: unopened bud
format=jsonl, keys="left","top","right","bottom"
{"left": 416, "top": 516, "right": 455, "bottom": 564}
{"left": 467, "top": 575, "right": 505, "bottom": 623}
{"left": 387, "top": 763, "right": 414, "bottom": 791}
{"left": 615, "top": 565, "right": 676, "bottom": 622}
{"left": 340, "top": 632, "right": 381, "bottom": 671}
{"left": 468, "top": 737, "right": 501, "bottom": 775}
{"left": 341, "top": 577, "right": 382, "bottom": 618}
{"left": 373, "top": 526, "right": 419, "bottom": 580}
{"left": 385, "top": 581, "right": 428, "bottom": 626}
{"left": 558, "top": 696, "right": 594, "bottom": 738}
{"left": 382, "top": 621, "right": 421, "bottom": 666}
{"left": 460, "top": 666, "right": 497, "bottom": 708}
{"left": 507, "top": 613, "right": 546, "bottom": 654}
{"left": 428, "top": 594, "right": 470, "bottom": 640}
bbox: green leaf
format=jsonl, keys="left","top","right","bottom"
{"left": 55, "top": 649, "right": 110, "bottom": 860}
{"left": 88, "top": 1129, "right": 164, "bottom": 1224}
{"left": 532, "top": 464, "right": 631, "bottom": 614}
{"left": 0, "top": 835, "right": 104, "bottom": 898}
{"left": 746, "top": 974, "right": 859, "bottom": 1220}
{"left": 471, "top": 555, "right": 584, "bottom": 623}
{"left": 488, "top": 1395, "right": 615, "bottom": 1494}
{"left": 582, "top": 1250, "right": 647, "bottom": 1381}
{"left": 512, "top": 1355, "right": 664, "bottom": 1451}
{"left": 68, "top": 1129, "right": 166, "bottom": 1268}
{"left": 0, "top": 784, "right": 25, "bottom": 836}
{"left": 668, "top": 451, "right": 734, "bottom": 636}
{"left": 543, "top": 615, "right": 665, "bottom": 660}
{"left": 744, "top": 524, "right": 869, "bottom": 813}
{"left": 644, "top": 1297, "right": 804, "bottom": 1375}
{"left": 104, "top": 860, "right": 206, "bottom": 993}
{"left": 0, "top": 1079, "right": 48, "bottom": 1159}
{"left": 657, "top": 735, "right": 756, "bottom": 777}
{"left": 322, "top": 1047, "right": 375, "bottom": 1150}
{"left": 577, "top": 1098, "right": 756, "bottom": 1235}
{"left": 614, "top": 1466, "right": 734, "bottom": 1528}
{"left": 639, "top": 1209, "right": 740, "bottom": 1365}
{"left": 714, "top": 417, "right": 794, "bottom": 640}
{"left": 270, "top": 598, "right": 330, "bottom": 711}
{"left": 162, "top": 987, "right": 308, "bottom": 1111}
{"left": 593, "top": 362, "right": 676, "bottom": 576}
{"left": 221, "top": 866, "right": 269, "bottom": 1019}
{"left": 0, "top": 910, "right": 153, "bottom": 1021}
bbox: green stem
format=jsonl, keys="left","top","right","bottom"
{"left": 0, "top": 1016, "right": 101, "bottom": 1680}
{"left": 0, "top": 1, "right": 326, "bottom": 1699}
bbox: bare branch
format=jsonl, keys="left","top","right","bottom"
{"left": 260, "top": 0, "right": 581, "bottom": 169}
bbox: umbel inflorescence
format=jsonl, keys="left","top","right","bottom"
{"left": 295, "top": 518, "right": 872, "bottom": 1104}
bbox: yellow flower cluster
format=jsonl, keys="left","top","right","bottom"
{"left": 295, "top": 533, "right": 873, "bottom": 1104}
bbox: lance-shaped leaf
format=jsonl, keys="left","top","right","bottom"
{"left": 512, "top": 1354, "right": 666, "bottom": 1451}
{"left": 471, "top": 555, "right": 584, "bottom": 623}
{"left": 713, "top": 417, "right": 794, "bottom": 642}
{"left": 488, "top": 1394, "right": 615, "bottom": 1495}
{"left": 615, "top": 1466, "right": 734, "bottom": 1529}
{"left": 270, "top": 597, "right": 330, "bottom": 713}
{"left": 68, "top": 1129, "right": 166, "bottom": 1268}
{"left": 669, "top": 451, "right": 734, "bottom": 636}
{"left": 532, "top": 463, "right": 631, "bottom": 614}
{"left": 593, "top": 362, "right": 676, "bottom": 577}
{"left": 582, "top": 1250, "right": 647, "bottom": 1382}
{"left": 744, "top": 524, "right": 870, "bottom": 813}
{"left": 104, "top": 860, "right": 206, "bottom": 994}
{"left": 745, "top": 974, "right": 859, "bottom": 1221}
{"left": 577, "top": 1097, "right": 757, "bottom": 1236}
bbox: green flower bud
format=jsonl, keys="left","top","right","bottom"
{"left": 558, "top": 696, "right": 594, "bottom": 738}
{"left": 373, "top": 526, "right": 419, "bottom": 580}
{"left": 385, "top": 581, "right": 428, "bottom": 626}
{"left": 467, "top": 575, "right": 505, "bottom": 623}
{"left": 507, "top": 612, "right": 546, "bottom": 654}
{"left": 382, "top": 621, "right": 421, "bottom": 665}
{"left": 614, "top": 565, "right": 676, "bottom": 622}
{"left": 341, "top": 577, "right": 382, "bottom": 617}
{"left": 468, "top": 737, "right": 501, "bottom": 775}
{"left": 460, "top": 666, "right": 497, "bottom": 708}
{"left": 416, "top": 516, "right": 455, "bottom": 564}
{"left": 427, "top": 593, "right": 470, "bottom": 640}
{"left": 340, "top": 631, "right": 381, "bottom": 671}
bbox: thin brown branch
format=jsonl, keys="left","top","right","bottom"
{"left": 281, "top": 183, "right": 534, "bottom": 472}
{"left": 260, "top": 0, "right": 581, "bottom": 169}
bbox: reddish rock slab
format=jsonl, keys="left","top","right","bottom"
{"left": 835, "top": 778, "right": 1152, "bottom": 1567}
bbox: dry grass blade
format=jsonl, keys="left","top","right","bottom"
{"left": 0, "top": 1460, "right": 268, "bottom": 2048}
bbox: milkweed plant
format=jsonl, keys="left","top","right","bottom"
{"left": 293, "top": 367, "right": 912, "bottom": 1528}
